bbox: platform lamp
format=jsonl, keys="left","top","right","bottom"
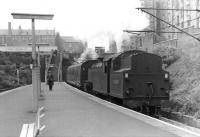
{"left": 11, "top": 13, "right": 54, "bottom": 112}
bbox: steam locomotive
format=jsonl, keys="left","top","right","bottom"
{"left": 66, "top": 50, "right": 170, "bottom": 115}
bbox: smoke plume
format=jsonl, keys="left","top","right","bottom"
{"left": 77, "top": 48, "right": 98, "bottom": 63}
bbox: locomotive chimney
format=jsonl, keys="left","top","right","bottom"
{"left": 95, "top": 47, "right": 105, "bottom": 57}
{"left": 18, "top": 25, "right": 22, "bottom": 35}
{"left": 8, "top": 22, "right": 12, "bottom": 36}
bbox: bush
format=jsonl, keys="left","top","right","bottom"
{"left": 0, "top": 52, "right": 32, "bottom": 90}
{"left": 152, "top": 46, "right": 180, "bottom": 67}
{"left": 162, "top": 99, "right": 183, "bottom": 112}
{"left": 163, "top": 98, "right": 199, "bottom": 116}
{"left": 1, "top": 80, "right": 13, "bottom": 88}
{"left": 20, "top": 69, "right": 32, "bottom": 84}
{"left": 4, "top": 65, "right": 11, "bottom": 74}
{"left": 179, "top": 100, "right": 199, "bottom": 116}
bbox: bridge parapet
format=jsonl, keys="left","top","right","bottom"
{"left": 0, "top": 45, "right": 57, "bottom": 52}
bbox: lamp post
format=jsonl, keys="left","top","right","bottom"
{"left": 11, "top": 13, "right": 54, "bottom": 112}
{"left": 37, "top": 45, "right": 41, "bottom": 97}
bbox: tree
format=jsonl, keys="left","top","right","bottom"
{"left": 55, "top": 33, "right": 64, "bottom": 51}
{"left": 109, "top": 39, "right": 117, "bottom": 53}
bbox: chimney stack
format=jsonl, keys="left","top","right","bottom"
{"left": 18, "top": 25, "right": 22, "bottom": 35}
{"left": 8, "top": 22, "right": 12, "bottom": 36}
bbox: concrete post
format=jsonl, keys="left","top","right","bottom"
{"left": 32, "top": 19, "right": 38, "bottom": 112}
{"left": 38, "top": 46, "right": 41, "bottom": 97}
{"left": 17, "top": 69, "right": 19, "bottom": 85}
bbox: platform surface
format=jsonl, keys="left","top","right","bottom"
{"left": 40, "top": 83, "right": 180, "bottom": 137}
{"left": 0, "top": 85, "right": 36, "bottom": 137}
{"left": 0, "top": 83, "right": 199, "bottom": 137}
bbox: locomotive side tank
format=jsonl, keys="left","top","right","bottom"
{"left": 88, "top": 55, "right": 114, "bottom": 95}
{"left": 88, "top": 61, "right": 108, "bottom": 95}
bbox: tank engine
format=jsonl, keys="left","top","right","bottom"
{"left": 66, "top": 50, "right": 170, "bottom": 114}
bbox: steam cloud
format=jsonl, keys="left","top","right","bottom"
{"left": 84, "top": 0, "right": 149, "bottom": 52}
{"left": 76, "top": 0, "right": 149, "bottom": 62}
{"left": 77, "top": 48, "right": 98, "bottom": 63}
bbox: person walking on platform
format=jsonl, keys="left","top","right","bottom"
{"left": 47, "top": 72, "right": 54, "bottom": 91}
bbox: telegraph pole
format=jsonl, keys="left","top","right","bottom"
{"left": 11, "top": 13, "right": 54, "bottom": 112}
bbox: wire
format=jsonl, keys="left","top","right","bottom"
{"left": 159, "top": 16, "right": 200, "bottom": 31}
{"left": 139, "top": 8, "right": 200, "bottom": 41}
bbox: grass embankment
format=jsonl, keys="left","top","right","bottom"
{"left": 0, "top": 52, "right": 32, "bottom": 91}
{"left": 153, "top": 36, "right": 200, "bottom": 118}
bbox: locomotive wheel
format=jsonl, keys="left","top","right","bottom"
{"left": 83, "top": 83, "right": 88, "bottom": 92}
{"left": 83, "top": 83, "right": 87, "bottom": 92}
{"left": 83, "top": 82, "right": 93, "bottom": 93}
{"left": 135, "top": 106, "right": 141, "bottom": 112}
{"left": 149, "top": 106, "right": 156, "bottom": 116}
{"left": 141, "top": 105, "right": 148, "bottom": 114}
{"left": 108, "top": 95, "right": 113, "bottom": 102}
{"left": 155, "top": 107, "right": 161, "bottom": 117}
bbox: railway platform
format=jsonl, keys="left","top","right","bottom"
{"left": 0, "top": 82, "right": 200, "bottom": 137}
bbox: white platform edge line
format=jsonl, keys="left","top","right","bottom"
{"left": 27, "top": 123, "right": 35, "bottom": 137}
{"left": 20, "top": 124, "right": 28, "bottom": 137}
{"left": 62, "top": 82, "right": 200, "bottom": 137}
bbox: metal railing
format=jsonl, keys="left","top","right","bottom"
{"left": 34, "top": 107, "right": 45, "bottom": 136}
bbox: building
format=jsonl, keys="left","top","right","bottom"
{"left": 61, "top": 36, "right": 86, "bottom": 54}
{"left": 0, "top": 22, "right": 56, "bottom": 47}
{"left": 140, "top": 0, "right": 200, "bottom": 40}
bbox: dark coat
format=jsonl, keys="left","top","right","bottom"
{"left": 47, "top": 75, "right": 54, "bottom": 85}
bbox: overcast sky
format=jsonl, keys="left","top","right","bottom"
{"left": 1, "top": 0, "right": 149, "bottom": 49}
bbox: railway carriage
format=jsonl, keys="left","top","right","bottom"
{"left": 66, "top": 60, "right": 98, "bottom": 89}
